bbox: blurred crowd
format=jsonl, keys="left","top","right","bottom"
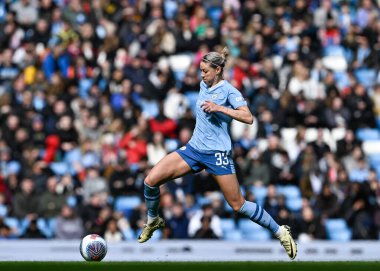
{"left": 1, "top": 0, "right": 380, "bottom": 242}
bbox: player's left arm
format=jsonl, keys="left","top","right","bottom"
{"left": 202, "top": 101, "right": 253, "bottom": 124}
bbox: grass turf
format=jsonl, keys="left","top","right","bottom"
{"left": 0, "top": 262, "right": 379, "bottom": 271}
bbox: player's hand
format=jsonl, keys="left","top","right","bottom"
{"left": 201, "top": 100, "right": 220, "bottom": 113}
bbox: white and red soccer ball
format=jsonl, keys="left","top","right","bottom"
{"left": 79, "top": 234, "right": 107, "bottom": 261}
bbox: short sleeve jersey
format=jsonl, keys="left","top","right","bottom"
{"left": 188, "top": 80, "right": 247, "bottom": 152}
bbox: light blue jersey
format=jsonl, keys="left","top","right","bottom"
{"left": 188, "top": 80, "right": 247, "bottom": 152}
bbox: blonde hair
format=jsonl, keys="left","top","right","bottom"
{"left": 202, "top": 46, "right": 230, "bottom": 69}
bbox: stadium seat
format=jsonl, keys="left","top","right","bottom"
{"left": 286, "top": 197, "right": 303, "bottom": 212}
{"left": 114, "top": 196, "right": 142, "bottom": 218}
{"left": 362, "top": 140, "right": 380, "bottom": 155}
{"left": 0, "top": 204, "right": 7, "bottom": 217}
{"left": 238, "top": 219, "right": 271, "bottom": 241}
{"left": 140, "top": 99, "right": 159, "bottom": 118}
{"left": 334, "top": 71, "right": 350, "bottom": 90}
{"left": 243, "top": 228, "right": 271, "bottom": 241}
{"left": 369, "top": 154, "right": 380, "bottom": 168}
{"left": 328, "top": 228, "right": 352, "bottom": 241}
{"left": 331, "top": 127, "right": 346, "bottom": 142}
{"left": 50, "top": 162, "right": 69, "bottom": 176}
{"left": 37, "top": 218, "right": 56, "bottom": 239}
{"left": 122, "top": 229, "right": 135, "bottom": 241}
{"left": 238, "top": 219, "right": 261, "bottom": 235}
{"left": 324, "top": 45, "right": 345, "bottom": 57}
{"left": 223, "top": 229, "right": 243, "bottom": 241}
{"left": 354, "top": 68, "right": 377, "bottom": 88}
{"left": 279, "top": 185, "right": 301, "bottom": 199}
{"left": 325, "top": 218, "right": 352, "bottom": 241}
{"left": 250, "top": 186, "right": 268, "bottom": 206}
{"left": 207, "top": 7, "right": 223, "bottom": 28}
{"left": 4, "top": 217, "right": 19, "bottom": 230}
{"left": 66, "top": 195, "right": 77, "bottom": 207}
{"left": 280, "top": 128, "right": 297, "bottom": 143}
{"left": 220, "top": 218, "right": 236, "bottom": 233}
{"left": 165, "top": 138, "right": 179, "bottom": 152}
{"left": 305, "top": 128, "right": 318, "bottom": 142}
{"left": 356, "top": 128, "right": 380, "bottom": 141}
{"left": 325, "top": 218, "right": 347, "bottom": 231}
{"left": 223, "top": 199, "right": 234, "bottom": 213}
{"left": 184, "top": 91, "right": 199, "bottom": 115}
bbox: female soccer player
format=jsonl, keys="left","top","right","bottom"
{"left": 138, "top": 48, "right": 297, "bottom": 260}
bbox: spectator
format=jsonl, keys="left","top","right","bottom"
{"left": 11, "top": 178, "right": 39, "bottom": 220}
{"left": 104, "top": 218, "right": 123, "bottom": 242}
{"left": 193, "top": 215, "right": 219, "bottom": 239}
{"left": 38, "top": 176, "right": 66, "bottom": 218}
{"left": 188, "top": 203, "right": 222, "bottom": 238}
{"left": 20, "top": 219, "right": 46, "bottom": 239}
{"left": 55, "top": 204, "right": 84, "bottom": 239}
{"left": 297, "top": 205, "right": 326, "bottom": 241}
{"left": 166, "top": 202, "right": 189, "bottom": 239}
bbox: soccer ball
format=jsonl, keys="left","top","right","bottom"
{"left": 79, "top": 234, "right": 107, "bottom": 261}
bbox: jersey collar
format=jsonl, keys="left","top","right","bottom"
{"left": 207, "top": 80, "right": 226, "bottom": 92}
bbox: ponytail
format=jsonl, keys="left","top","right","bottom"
{"left": 201, "top": 46, "right": 230, "bottom": 69}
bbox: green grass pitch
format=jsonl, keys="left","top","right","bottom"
{"left": 0, "top": 262, "right": 379, "bottom": 271}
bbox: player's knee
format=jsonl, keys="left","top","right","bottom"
{"left": 229, "top": 198, "right": 245, "bottom": 212}
{"left": 144, "top": 175, "right": 157, "bottom": 187}
{"left": 230, "top": 201, "right": 244, "bottom": 212}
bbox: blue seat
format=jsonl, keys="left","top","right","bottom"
{"left": 243, "top": 228, "right": 271, "bottom": 241}
{"left": 184, "top": 91, "right": 199, "bottom": 115}
{"left": 66, "top": 195, "right": 77, "bottom": 207}
{"left": 4, "top": 217, "right": 19, "bottom": 229}
{"left": 329, "top": 228, "right": 352, "bottom": 241}
{"left": 324, "top": 45, "right": 345, "bottom": 57}
{"left": 3, "top": 217, "right": 22, "bottom": 237}
{"left": 238, "top": 219, "right": 271, "bottom": 240}
{"left": 220, "top": 218, "right": 236, "bottom": 233}
{"left": 369, "top": 154, "right": 380, "bottom": 167}
{"left": 122, "top": 229, "right": 135, "bottom": 241}
{"left": 114, "top": 196, "right": 142, "bottom": 218}
{"left": 334, "top": 71, "right": 350, "bottom": 89}
{"left": 250, "top": 186, "right": 268, "bottom": 206}
{"left": 325, "top": 218, "right": 351, "bottom": 241}
{"left": 0, "top": 204, "right": 7, "bottom": 217}
{"left": 223, "top": 199, "right": 234, "bottom": 213}
{"left": 280, "top": 185, "right": 301, "bottom": 199}
{"left": 238, "top": 219, "right": 261, "bottom": 234}
{"left": 286, "top": 197, "right": 303, "bottom": 212}
{"left": 354, "top": 69, "right": 377, "bottom": 88}
{"left": 39, "top": 218, "right": 56, "bottom": 238}
{"left": 223, "top": 229, "right": 243, "bottom": 241}
{"left": 325, "top": 218, "right": 347, "bottom": 231}
{"left": 165, "top": 138, "right": 179, "bottom": 152}
{"left": 207, "top": 7, "right": 222, "bottom": 27}
{"left": 140, "top": 99, "right": 159, "bottom": 118}
{"left": 356, "top": 128, "right": 380, "bottom": 141}
{"left": 50, "top": 162, "right": 69, "bottom": 176}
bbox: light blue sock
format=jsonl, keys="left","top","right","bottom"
{"left": 144, "top": 182, "right": 160, "bottom": 223}
{"left": 238, "top": 200, "right": 281, "bottom": 236}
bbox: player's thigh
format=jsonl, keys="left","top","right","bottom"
{"left": 213, "top": 174, "right": 245, "bottom": 211}
{"left": 146, "top": 151, "right": 192, "bottom": 186}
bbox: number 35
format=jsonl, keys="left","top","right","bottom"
{"left": 215, "top": 152, "right": 229, "bottom": 166}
